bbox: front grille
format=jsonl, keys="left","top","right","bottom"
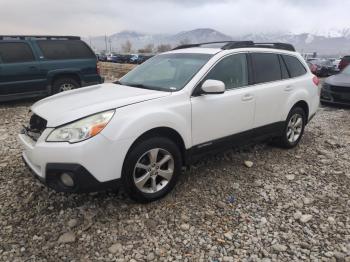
{"left": 330, "top": 85, "right": 350, "bottom": 93}
{"left": 23, "top": 113, "right": 47, "bottom": 142}
{"left": 29, "top": 114, "right": 47, "bottom": 132}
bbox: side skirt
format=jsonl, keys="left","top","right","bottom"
{"left": 185, "top": 122, "right": 285, "bottom": 165}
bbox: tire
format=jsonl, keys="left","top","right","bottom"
{"left": 276, "top": 107, "right": 306, "bottom": 149}
{"left": 52, "top": 78, "right": 80, "bottom": 94}
{"left": 122, "top": 137, "right": 182, "bottom": 203}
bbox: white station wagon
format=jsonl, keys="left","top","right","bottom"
{"left": 19, "top": 41, "right": 320, "bottom": 202}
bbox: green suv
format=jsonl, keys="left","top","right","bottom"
{"left": 0, "top": 35, "right": 103, "bottom": 102}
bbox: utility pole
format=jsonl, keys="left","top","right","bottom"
{"left": 104, "top": 34, "right": 108, "bottom": 53}
{"left": 109, "top": 37, "right": 112, "bottom": 54}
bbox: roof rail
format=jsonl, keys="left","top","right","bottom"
{"left": 253, "top": 42, "right": 296, "bottom": 51}
{"left": 0, "top": 35, "right": 81, "bottom": 41}
{"left": 172, "top": 41, "right": 296, "bottom": 52}
{"left": 172, "top": 41, "right": 237, "bottom": 50}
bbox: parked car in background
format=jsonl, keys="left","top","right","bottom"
{"left": 331, "top": 58, "right": 341, "bottom": 69}
{"left": 130, "top": 54, "right": 153, "bottom": 64}
{"left": 308, "top": 59, "right": 338, "bottom": 77}
{"left": 19, "top": 41, "right": 319, "bottom": 202}
{"left": 0, "top": 35, "right": 103, "bottom": 102}
{"left": 106, "top": 54, "right": 121, "bottom": 63}
{"left": 338, "top": 56, "right": 350, "bottom": 71}
{"left": 96, "top": 54, "right": 107, "bottom": 62}
{"left": 321, "top": 65, "right": 350, "bottom": 106}
{"left": 106, "top": 54, "right": 133, "bottom": 64}
{"left": 307, "top": 61, "right": 317, "bottom": 75}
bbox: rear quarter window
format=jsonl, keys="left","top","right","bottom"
{"left": 0, "top": 42, "right": 35, "bottom": 63}
{"left": 37, "top": 40, "right": 96, "bottom": 60}
{"left": 282, "top": 55, "right": 307, "bottom": 77}
{"left": 251, "top": 53, "right": 281, "bottom": 84}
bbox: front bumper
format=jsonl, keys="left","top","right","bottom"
{"left": 321, "top": 88, "right": 350, "bottom": 106}
{"left": 18, "top": 130, "right": 133, "bottom": 193}
{"left": 23, "top": 157, "right": 120, "bottom": 193}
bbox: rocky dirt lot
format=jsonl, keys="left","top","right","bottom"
{"left": 0, "top": 101, "right": 349, "bottom": 262}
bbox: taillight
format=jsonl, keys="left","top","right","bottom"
{"left": 338, "top": 61, "right": 344, "bottom": 70}
{"left": 312, "top": 75, "right": 320, "bottom": 86}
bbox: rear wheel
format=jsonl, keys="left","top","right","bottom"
{"left": 276, "top": 107, "right": 306, "bottom": 148}
{"left": 122, "top": 137, "right": 182, "bottom": 203}
{"left": 52, "top": 78, "right": 80, "bottom": 94}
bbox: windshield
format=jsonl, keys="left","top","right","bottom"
{"left": 118, "top": 53, "right": 213, "bottom": 91}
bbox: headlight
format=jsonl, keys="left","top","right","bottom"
{"left": 46, "top": 110, "right": 115, "bottom": 143}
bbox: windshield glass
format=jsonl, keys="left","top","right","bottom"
{"left": 342, "top": 65, "right": 350, "bottom": 75}
{"left": 118, "top": 53, "right": 213, "bottom": 91}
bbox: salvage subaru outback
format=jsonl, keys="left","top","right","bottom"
{"left": 19, "top": 41, "right": 320, "bottom": 202}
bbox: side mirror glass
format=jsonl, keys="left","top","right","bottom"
{"left": 201, "top": 79, "right": 225, "bottom": 94}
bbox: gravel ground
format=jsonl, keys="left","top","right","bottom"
{"left": 0, "top": 100, "right": 349, "bottom": 262}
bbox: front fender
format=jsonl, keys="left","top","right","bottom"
{"left": 101, "top": 95, "right": 191, "bottom": 149}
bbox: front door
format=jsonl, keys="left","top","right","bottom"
{"left": 191, "top": 53, "right": 255, "bottom": 147}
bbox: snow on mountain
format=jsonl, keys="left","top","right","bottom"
{"left": 88, "top": 28, "right": 350, "bottom": 55}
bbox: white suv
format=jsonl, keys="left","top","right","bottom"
{"left": 19, "top": 41, "right": 320, "bottom": 202}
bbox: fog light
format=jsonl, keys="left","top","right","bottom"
{"left": 60, "top": 173, "right": 74, "bottom": 187}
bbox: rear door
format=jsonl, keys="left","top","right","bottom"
{"left": 35, "top": 40, "right": 99, "bottom": 85}
{"left": 250, "top": 52, "right": 288, "bottom": 130}
{"left": 0, "top": 42, "right": 46, "bottom": 96}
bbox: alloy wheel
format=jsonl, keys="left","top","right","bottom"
{"left": 286, "top": 113, "right": 303, "bottom": 143}
{"left": 59, "top": 83, "right": 75, "bottom": 92}
{"left": 133, "top": 148, "right": 174, "bottom": 194}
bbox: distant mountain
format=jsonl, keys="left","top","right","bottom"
{"left": 240, "top": 33, "right": 350, "bottom": 56}
{"left": 87, "top": 28, "right": 350, "bottom": 56}
{"left": 170, "top": 28, "right": 232, "bottom": 43}
{"left": 87, "top": 28, "right": 231, "bottom": 53}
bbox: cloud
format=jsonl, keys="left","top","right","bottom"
{"left": 0, "top": 0, "right": 348, "bottom": 36}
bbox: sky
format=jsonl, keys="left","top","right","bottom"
{"left": 0, "top": 0, "right": 348, "bottom": 37}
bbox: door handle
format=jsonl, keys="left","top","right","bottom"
{"left": 242, "top": 94, "right": 254, "bottom": 101}
{"left": 284, "top": 85, "right": 293, "bottom": 92}
{"left": 28, "top": 66, "right": 37, "bottom": 70}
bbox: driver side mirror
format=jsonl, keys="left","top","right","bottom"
{"left": 201, "top": 79, "right": 225, "bottom": 95}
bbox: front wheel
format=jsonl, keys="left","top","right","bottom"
{"left": 122, "top": 137, "right": 182, "bottom": 203}
{"left": 276, "top": 107, "right": 306, "bottom": 148}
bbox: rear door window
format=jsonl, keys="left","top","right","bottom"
{"left": 282, "top": 55, "right": 307, "bottom": 77}
{"left": 251, "top": 53, "right": 281, "bottom": 84}
{"left": 37, "top": 40, "right": 95, "bottom": 60}
{"left": 0, "top": 42, "right": 35, "bottom": 63}
{"left": 279, "top": 55, "right": 290, "bottom": 79}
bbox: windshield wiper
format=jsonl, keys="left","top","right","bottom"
{"left": 114, "top": 81, "right": 172, "bottom": 92}
{"left": 122, "top": 82, "right": 158, "bottom": 90}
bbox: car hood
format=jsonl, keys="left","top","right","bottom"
{"left": 325, "top": 73, "right": 350, "bottom": 87}
{"left": 31, "top": 83, "right": 171, "bottom": 127}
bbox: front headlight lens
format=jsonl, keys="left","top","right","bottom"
{"left": 46, "top": 110, "right": 115, "bottom": 143}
